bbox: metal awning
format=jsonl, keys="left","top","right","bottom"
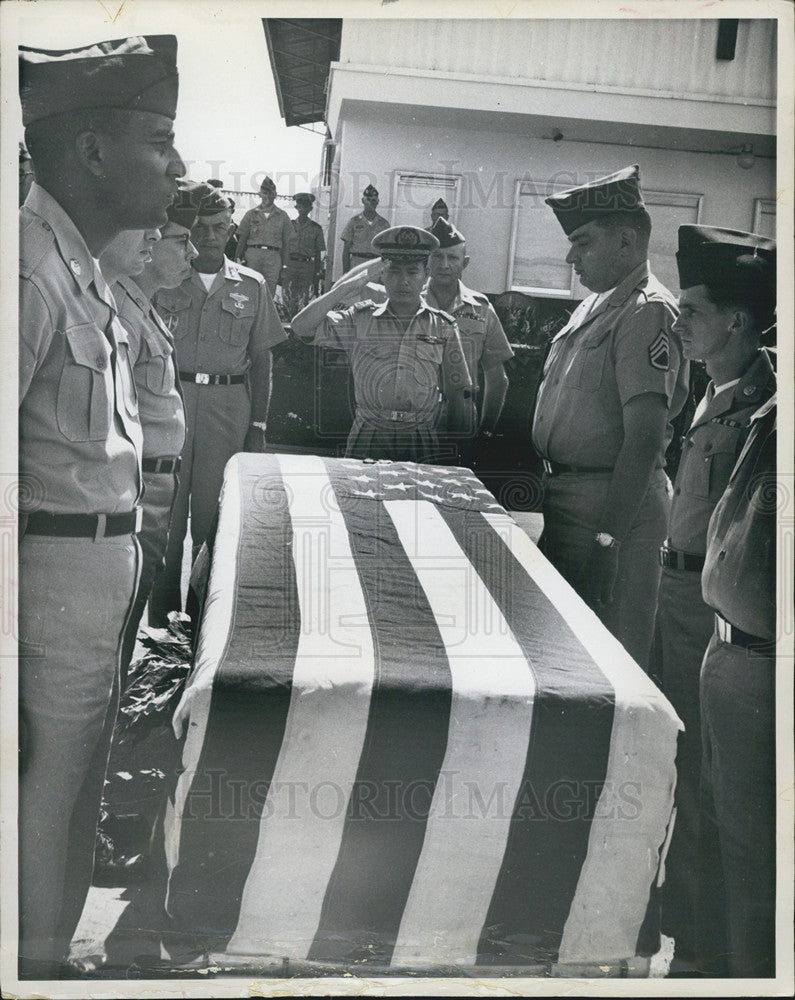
{"left": 262, "top": 18, "right": 342, "bottom": 127}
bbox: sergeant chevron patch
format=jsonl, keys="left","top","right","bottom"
{"left": 648, "top": 330, "right": 669, "bottom": 371}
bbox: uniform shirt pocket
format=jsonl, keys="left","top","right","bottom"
{"left": 415, "top": 340, "right": 445, "bottom": 366}
{"left": 219, "top": 297, "right": 256, "bottom": 345}
{"left": 57, "top": 325, "right": 111, "bottom": 442}
{"left": 142, "top": 330, "right": 176, "bottom": 395}
{"left": 156, "top": 292, "right": 192, "bottom": 340}
{"left": 562, "top": 337, "right": 608, "bottom": 391}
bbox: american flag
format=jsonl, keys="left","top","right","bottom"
{"left": 162, "top": 453, "right": 680, "bottom": 971}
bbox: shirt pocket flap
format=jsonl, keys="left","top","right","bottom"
{"left": 221, "top": 296, "right": 256, "bottom": 318}
{"left": 157, "top": 289, "right": 192, "bottom": 313}
{"left": 65, "top": 325, "right": 109, "bottom": 371}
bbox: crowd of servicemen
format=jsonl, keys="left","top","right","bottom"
{"left": 16, "top": 33, "right": 777, "bottom": 982}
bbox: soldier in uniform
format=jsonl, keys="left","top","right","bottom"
{"left": 149, "top": 189, "right": 286, "bottom": 623}
{"left": 424, "top": 217, "right": 513, "bottom": 443}
{"left": 653, "top": 226, "right": 776, "bottom": 970}
{"left": 19, "top": 142, "right": 35, "bottom": 206}
{"left": 283, "top": 192, "right": 325, "bottom": 317}
{"left": 17, "top": 35, "right": 184, "bottom": 977}
{"left": 697, "top": 391, "right": 777, "bottom": 977}
{"left": 531, "top": 165, "right": 688, "bottom": 672}
{"left": 235, "top": 175, "right": 293, "bottom": 296}
{"left": 429, "top": 197, "right": 449, "bottom": 226}
{"left": 100, "top": 182, "right": 207, "bottom": 679}
{"left": 292, "top": 225, "right": 476, "bottom": 462}
{"left": 340, "top": 184, "right": 389, "bottom": 273}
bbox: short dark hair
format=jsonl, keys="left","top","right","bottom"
{"left": 594, "top": 208, "right": 652, "bottom": 242}
{"left": 24, "top": 108, "right": 134, "bottom": 171}
{"left": 704, "top": 280, "right": 776, "bottom": 335}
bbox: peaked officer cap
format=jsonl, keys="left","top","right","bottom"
{"left": 19, "top": 35, "right": 179, "bottom": 127}
{"left": 546, "top": 164, "right": 646, "bottom": 235}
{"left": 372, "top": 225, "right": 439, "bottom": 260}
{"left": 195, "top": 187, "right": 234, "bottom": 217}
{"left": 363, "top": 184, "right": 379, "bottom": 198}
{"left": 166, "top": 180, "right": 214, "bottom": 230}
{"left": 429, "top": 217, "right": 465, "bottom": 248}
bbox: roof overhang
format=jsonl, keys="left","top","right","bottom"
{"left": 262, "top": 18, "right": 341, "bottom": 127}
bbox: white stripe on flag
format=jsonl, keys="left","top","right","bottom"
{"left": 164, "top": 454, "right": 244, "bottom": 910}
{"left": 483, "top": 512, "right": 681, "bottom": 964}
{"left": 386, "top": 501, "right": 536, "bottom": 967}
{"left": 225, "top": 454, "right": 376, "bottom": 957}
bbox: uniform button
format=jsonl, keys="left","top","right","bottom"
{"left": 41, "top": 221, "right": 51, "bottom": 232}
{"left": 69, "top": 259, "right": 82, "bottom": 276}
{"left": 96, "top": 354, "right": 107, "bottom": 370}
{"left": 743, "top": 385, "right": 757, "bottom": 396}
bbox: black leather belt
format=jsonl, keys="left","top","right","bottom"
{"left": 714, "top": 611, "right": 769, "bottom": 650}
{"left": 660, "top": 544, "right": 705, "bottom": 571}
{"left": 142, "top": 457, "right": 181, "bottom": 474}
{"left": 247, "top": 244, "right": 281, "bottom": 251}
{"left": 179, "top": 371, "right": 246, "bottom": 386}
{"left": 542, "top": 459, "right": 613, "bottom": 476}
{"left": 289, "top": 253, "right": 313, "bottom": 262}
{"left": 351, "top": 252, "right": 377, "bottom": 259}
{"left": 25, "top": 508, "right": 142, "bottom": 539}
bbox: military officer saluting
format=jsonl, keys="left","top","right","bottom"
{"left": 150, "top": 188, "right": 286, "bottom": 624}
{"left": 340, "top": 183, "right": 389, "bottom": 273}
{"left": 532, "top": 165, "right": 688, "bottom": 671}
{"left": 292, "top": 225, "right": 476, "bottom": 463}
{"left": 652, "top": 226, "right": 776, "bottom": 973}
{"left": 424, "top": 217, "right": 513, "bottom": 439}
{"left": 18, "top": 35, "right": 184, "bottom": 977}
{"left": 235, "top": 175, "right": 293, "bottom": 296}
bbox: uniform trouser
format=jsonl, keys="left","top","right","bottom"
{"left": 18, "top": 532, "right": 139, "bottom": 972}
{"left": 119, "top": 470, "right": 178, "bottom": 681}
{"left": 652, "top": 567, "right": 714, "bottom": 960}
{"left": 346, "top": 411, "right": 458, "bottom": 465}
{"left": 697, "top": 634, "right": 775, "bottom": 977}
{"left": 149, "top": 382, "right": 250, "bottom": 625}
{"left": 283, "top": 260, "right": 315, "bottom": 319}
{"left": 538, "top": 467, "right": 671, "bottom": 672}
{"left": 243, "top": 247, "right": 282, "bottom": 297}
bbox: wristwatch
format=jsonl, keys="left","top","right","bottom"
{"left": 594, "top": 531, "right": 619, "bottom": 548}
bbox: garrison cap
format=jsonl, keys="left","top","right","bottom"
{"left": 294, "top": 192, "right": 315, "bottom": 204}
{"left": 546, "top": 164, "right": 645, "bottom": 235}
{"left": 195, "top": 187, "right": 234, "bottom": 217}
{"left": 431, "top": 198, "right": 449, "bottom": 213}
{"left": 429, "top": 217, "right": 465, "bottom": 248}
{"left": 167, "top": 180, "right": 213, "bottom": 230}
{"left": 372, "top": 225, "right": 439, "bottom": 260}
{"left": 260, "top": 176, "right": 277, "bottom": 193}
{"left": 19, "top": 142, "right": 32, "bottom": 163}
{"left": 676, "top": 225, "right": 776, "bottom": 311}
{"left": 19, "top": 35, "right": 179, "bottom": 127}
{"left": 363, "top": 184, "right": 379, "bottom": 198}
{"left": 206, "top": 178, "right": 223, "bottom": 188}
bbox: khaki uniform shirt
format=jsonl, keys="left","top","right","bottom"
{"left": 532, "top": 261, "right": 688, "bottom": 468}
{"left": 310, "top": 299, "right": 473, "bottom": 421}
{"left": 669, "top": 350, "right": 775, "bottom": 554}
{"left": 424, "top": 280, "right": 514, "bottom": 391}
{"left": 236, "top": 204, "right": 293, "bottom": 255}
{"left": 114, "top": 276, "right": 186, "bottom": 460}
{"left": 154, "top": 258, "right": 286, "bottom": 422}
{"left": 19, "top": 183, "right": 142, "bottom": 515}
{"left": 340, "top": 211, "right": 390, "bottom": 256}
{"left": 289, "top": 217, "right": 325, "bottom": 261}
{"left": 702, "top": 394, "right": 776, "bottom": 640}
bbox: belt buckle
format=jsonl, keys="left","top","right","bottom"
{"left": 542, "top": 459, "right": 554, "bottom": 475}
{"left": 389, "top": 410, "right": 405, "bottom": 422}
{"left": 133, "top": 507, "right": 143, "bottom": 534}
{"left": 715, "top": 614, "right": 730, "bottom": 643}
{"left": 196, "top": 373, "right": 210, "bottom": 385}
{"left": 93, "top": 513, "right": 107, "bottom": 542}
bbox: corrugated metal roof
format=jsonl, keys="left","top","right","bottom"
{"left": 263, "top": 18, "right": 341, "bottom": 127}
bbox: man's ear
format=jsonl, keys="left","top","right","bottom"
{"left": 618, "top": 226, "right": 638, "bottom": 252}
{"left": 462, "top": 255, "right": 471, "bottom": 271}
{"left": 74, "top": 129, "right": 107, "bottom": 178}
{"left": 728, "top": 306, "right": 755, "bottom": 340}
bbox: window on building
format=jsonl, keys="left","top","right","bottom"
{"left": 753, "top": 198, "right": 776, "bottom": 239}
{"left": 508, "top": 180, "right": 703, "bottom": 297}
{"left": 390, "top": 172, "right": 462, "bottom": 229}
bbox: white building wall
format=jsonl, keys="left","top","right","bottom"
{"left": 339, "top": 18, "right": 776, "bottom": 104}
{"left": 330, "top": 109, "right": 775, "bottom": 291}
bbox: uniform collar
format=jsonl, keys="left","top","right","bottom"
{"left": 24, "top": 182, "right": 97, "bottom": 294}
{"left": 372, "top": 299, "right": 430, "bottom": 320}
{"left": 191, "top": 256, "right": 242, "bottom": 295}
{"left": 696, "top": 349, "right": 776, "bottom": 426}
{"left": 607, "top": 260, "right": 652, "bottom": 307}
{"left": 424, "top": 279, "right": 479, "bottom": 313}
